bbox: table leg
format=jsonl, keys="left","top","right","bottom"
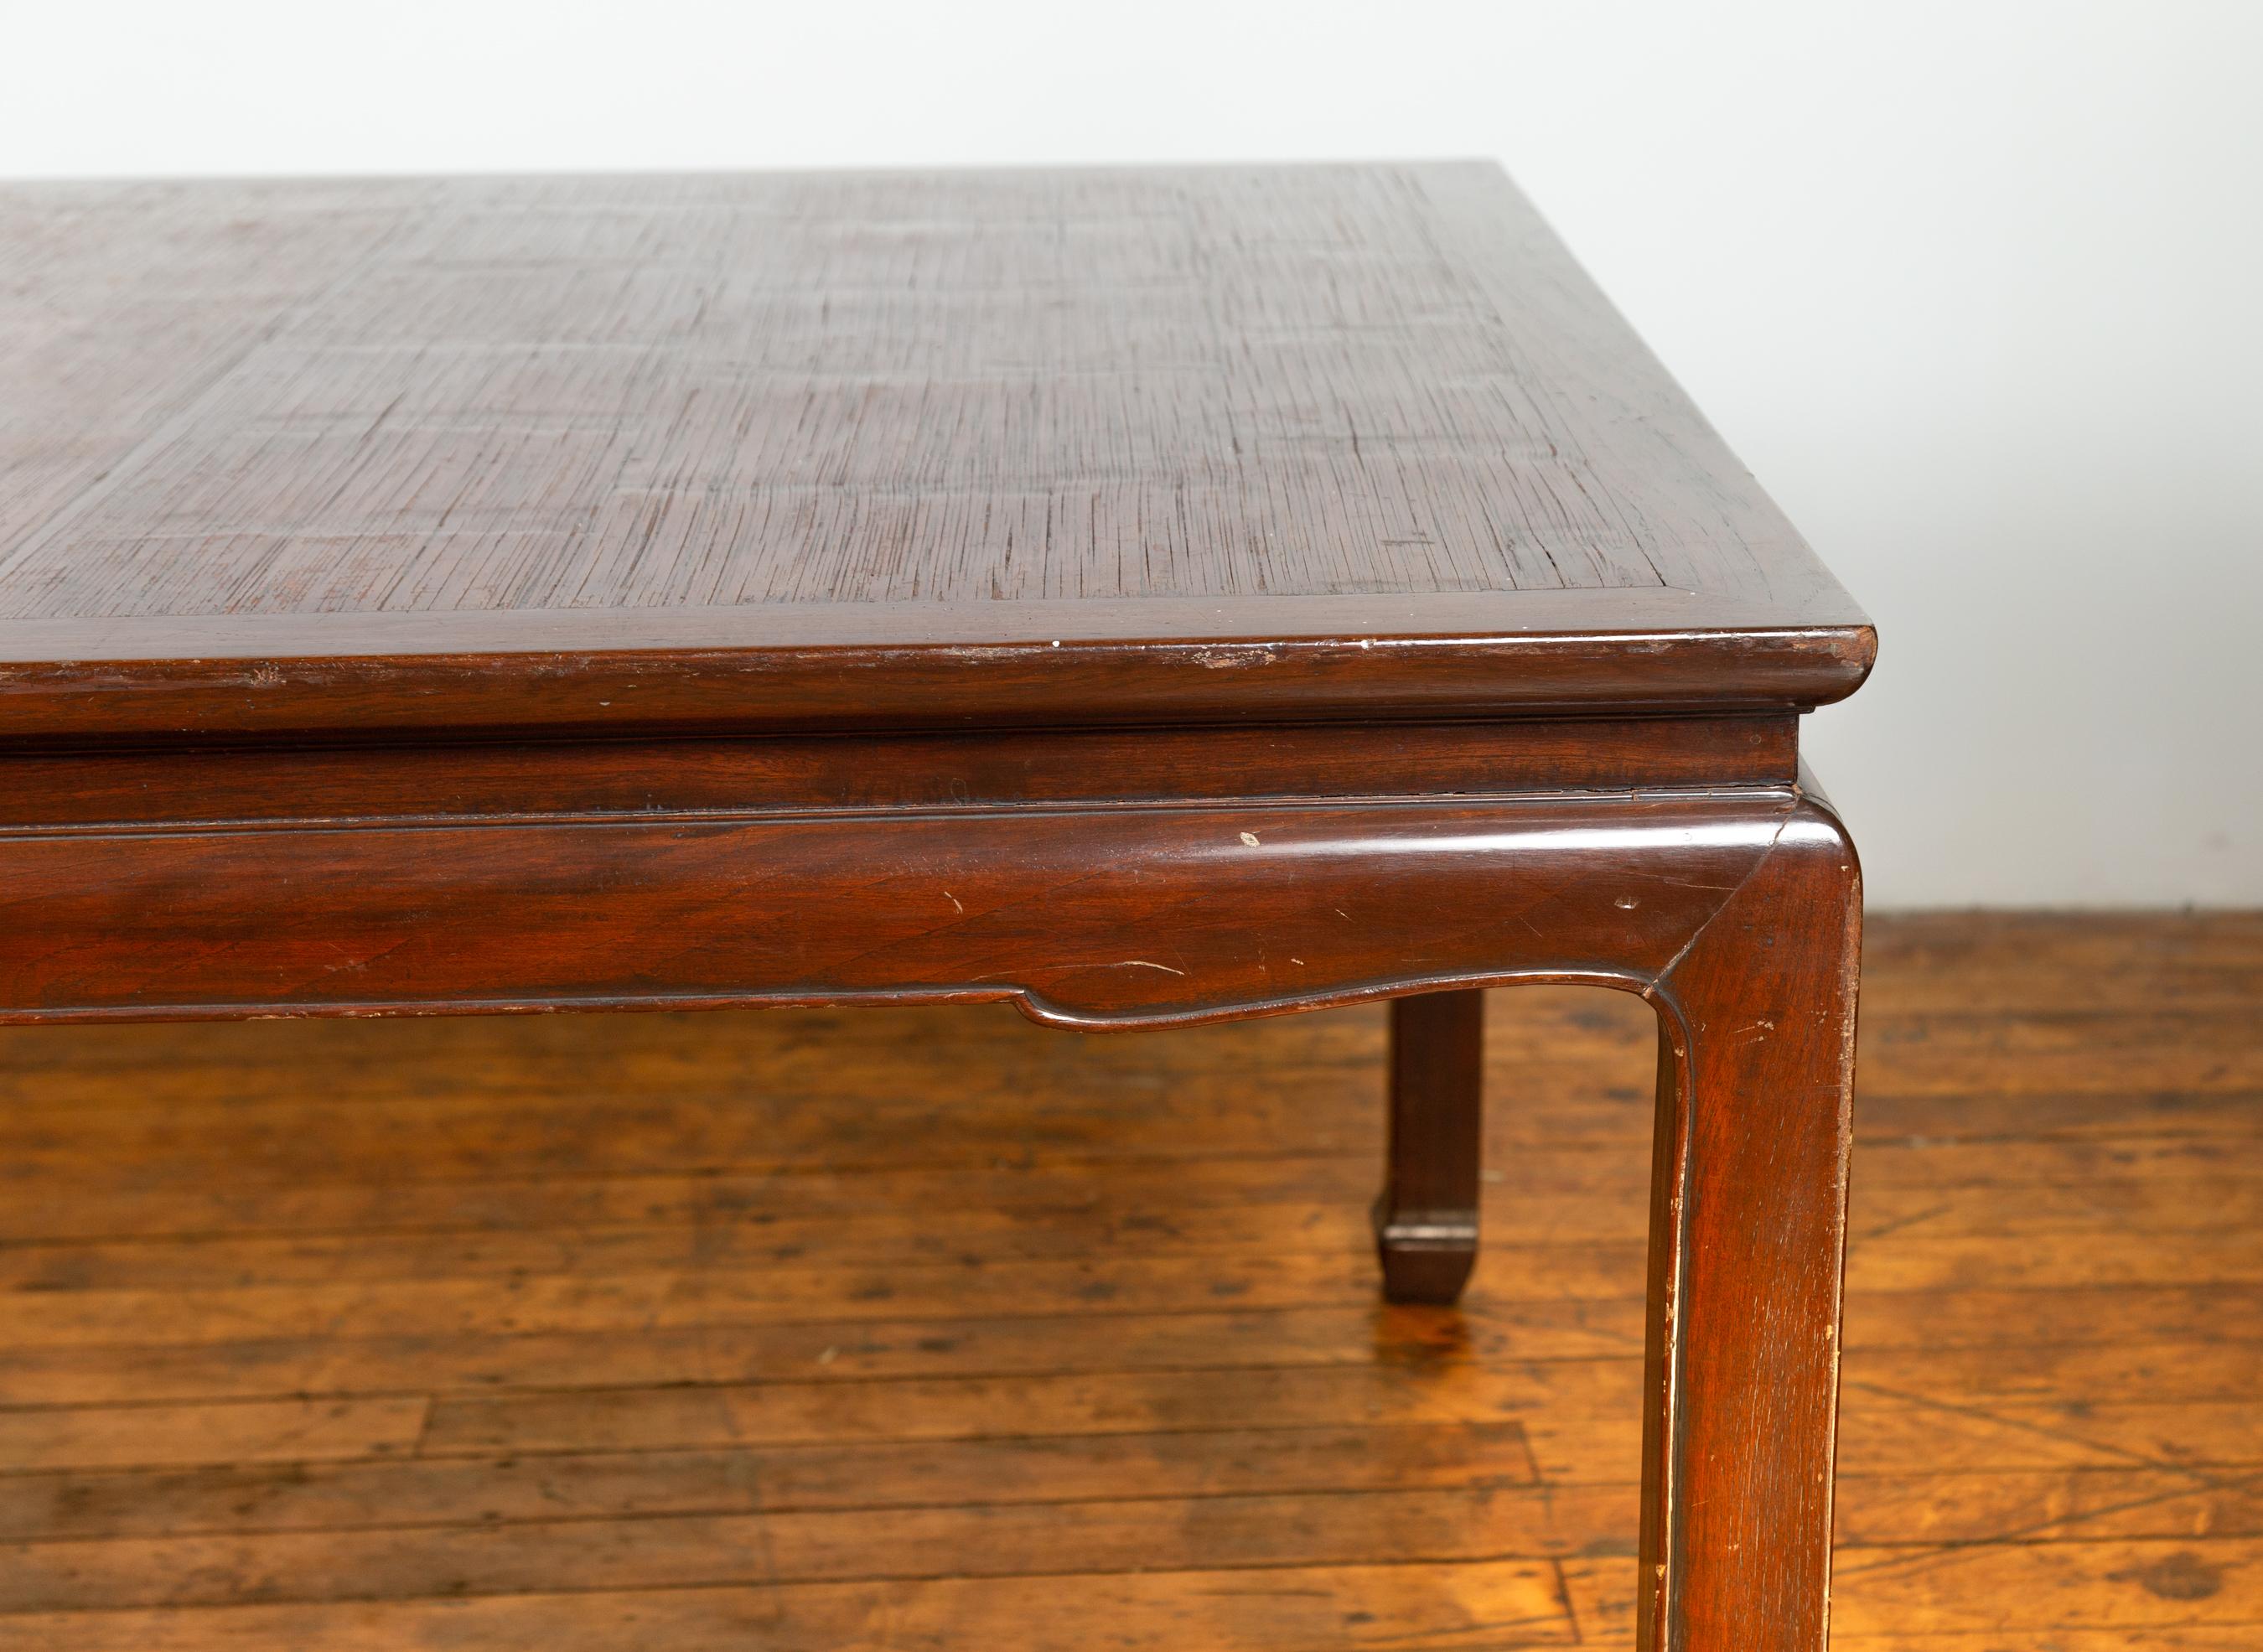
{"left": 1373, "top": 988, "right": 1484, "bottom": 1304}
{"left": 1637, "top": 803, "right": 1862, "bottom": 1651}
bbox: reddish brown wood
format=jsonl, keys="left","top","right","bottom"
{"left": 0, "top": 603, "right": 1869, "bottom": 748}
{"left": 1375, "top": 990, "right": 1485, "bottom": 1304}
{"left": 1637, "top": 789, "right": 1862, "bottom": 1652}
{"left": 0, "top": 162, "right": 1872, "bottom": 1651}
{"left": 0, "top": 785, "right": 1794, "bottom": 1027}
{"left": 0, "top": 165, "right": 1872, "bottom": 748}
{"left": 0, "top": 716, "right": 1797, "bottom": 831}
{"left": 0, "top": 767, "right": 1863, "bottom": 1652}
{"left": 8, "top": 916, "right": 2252, "bottom": 1646}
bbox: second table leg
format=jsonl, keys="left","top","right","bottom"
{"left": 1373, "top": 988, "right": 1485, "bottom": 1304}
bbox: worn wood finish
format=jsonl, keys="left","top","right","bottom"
{"left": 1639, "top": 806, "right": 1862, "bottom": 1650}
{"left": 0, "top": 164, "right": 1871, "bottom": 745}
{"left": 0, "top": 716, "right": 1798, "bottom": 831}
{"left": 0, "top": 784, "right": 1825, "bottom": 1029}
{"left": 0, "top": 914, "right": 2253, "bottom": 1649}
{"left": 1375, "top": 991, "right": 1486, "bottom": 1304}
{"left": 0, "top": 773, "right": 1862, "bottom": 1652}
{"left": 0, "top": 162, "right": 1878, "bottom": 1649}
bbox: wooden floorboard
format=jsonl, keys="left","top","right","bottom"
{"left": 1, "top": 911, "right": 2256, "bottom": 1647}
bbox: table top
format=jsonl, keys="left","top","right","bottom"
{"left": 0, "top": 163, "right": 1871, "bottom": 743}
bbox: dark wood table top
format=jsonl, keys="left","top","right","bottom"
{"left": 0, "top": 163, "right": 1870, "bottom": 743}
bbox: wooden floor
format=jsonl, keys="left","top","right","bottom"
{"left": 0, "top": 912, "right": 2256, "bottom": 1649}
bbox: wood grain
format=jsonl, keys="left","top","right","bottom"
{"left": 0, "top": 785, "right": 1800, "bottom": 1026}
{"left": 0, "top": 913, "right": 2250, "bottom": 1647}
{"left": 0, "top": 166, "right": 1841, "bottom": 618}
{"left": 0, "top": 716, "right": 1799, "bottom": 831}
{"left": 0, "top": 164, "right": 1872, "bottom": 740}
{"left": 1374, "top": 989, "right": 1486, "bottom": 1303}
{"left": 0, "top": 154, "right": 1886, "bottom": 1649}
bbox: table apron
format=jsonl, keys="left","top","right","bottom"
{"left": 0, "top": 790, "right": 1801, "bottom": 1027}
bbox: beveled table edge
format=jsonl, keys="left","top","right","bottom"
{"left": 0, "top": 585, "right": 1869, "bottom": 659}
{"left": 0, "top": 589, "right": 1874, "bottom": 744}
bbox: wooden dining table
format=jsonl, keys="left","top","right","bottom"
{"left": 0, "top": 160, "right": 1873, "bottom": 1650}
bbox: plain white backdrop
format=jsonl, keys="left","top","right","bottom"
{"left": 3, "top": 1, "right": 2257, "bottom": 906}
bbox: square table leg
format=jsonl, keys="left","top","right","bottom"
{"left": 1636, "top": 803, "right": 1862, "bottom": 1652}
{"left": 1374, "top": 988, "right": 1485, "bottom": 1305}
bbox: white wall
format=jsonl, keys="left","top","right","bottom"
{"left": 4, "top": 2, "right": 2257, "bottom": 906}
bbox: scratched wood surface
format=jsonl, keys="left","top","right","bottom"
{"left": 0, "top": 164, "right": 1873, "bottom": 745}
{"left": 2, "top": 910, "right": 2256, "bottom": 1649}
{"left": 0, "top": 163, "right": 1845, "bottom": 621}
